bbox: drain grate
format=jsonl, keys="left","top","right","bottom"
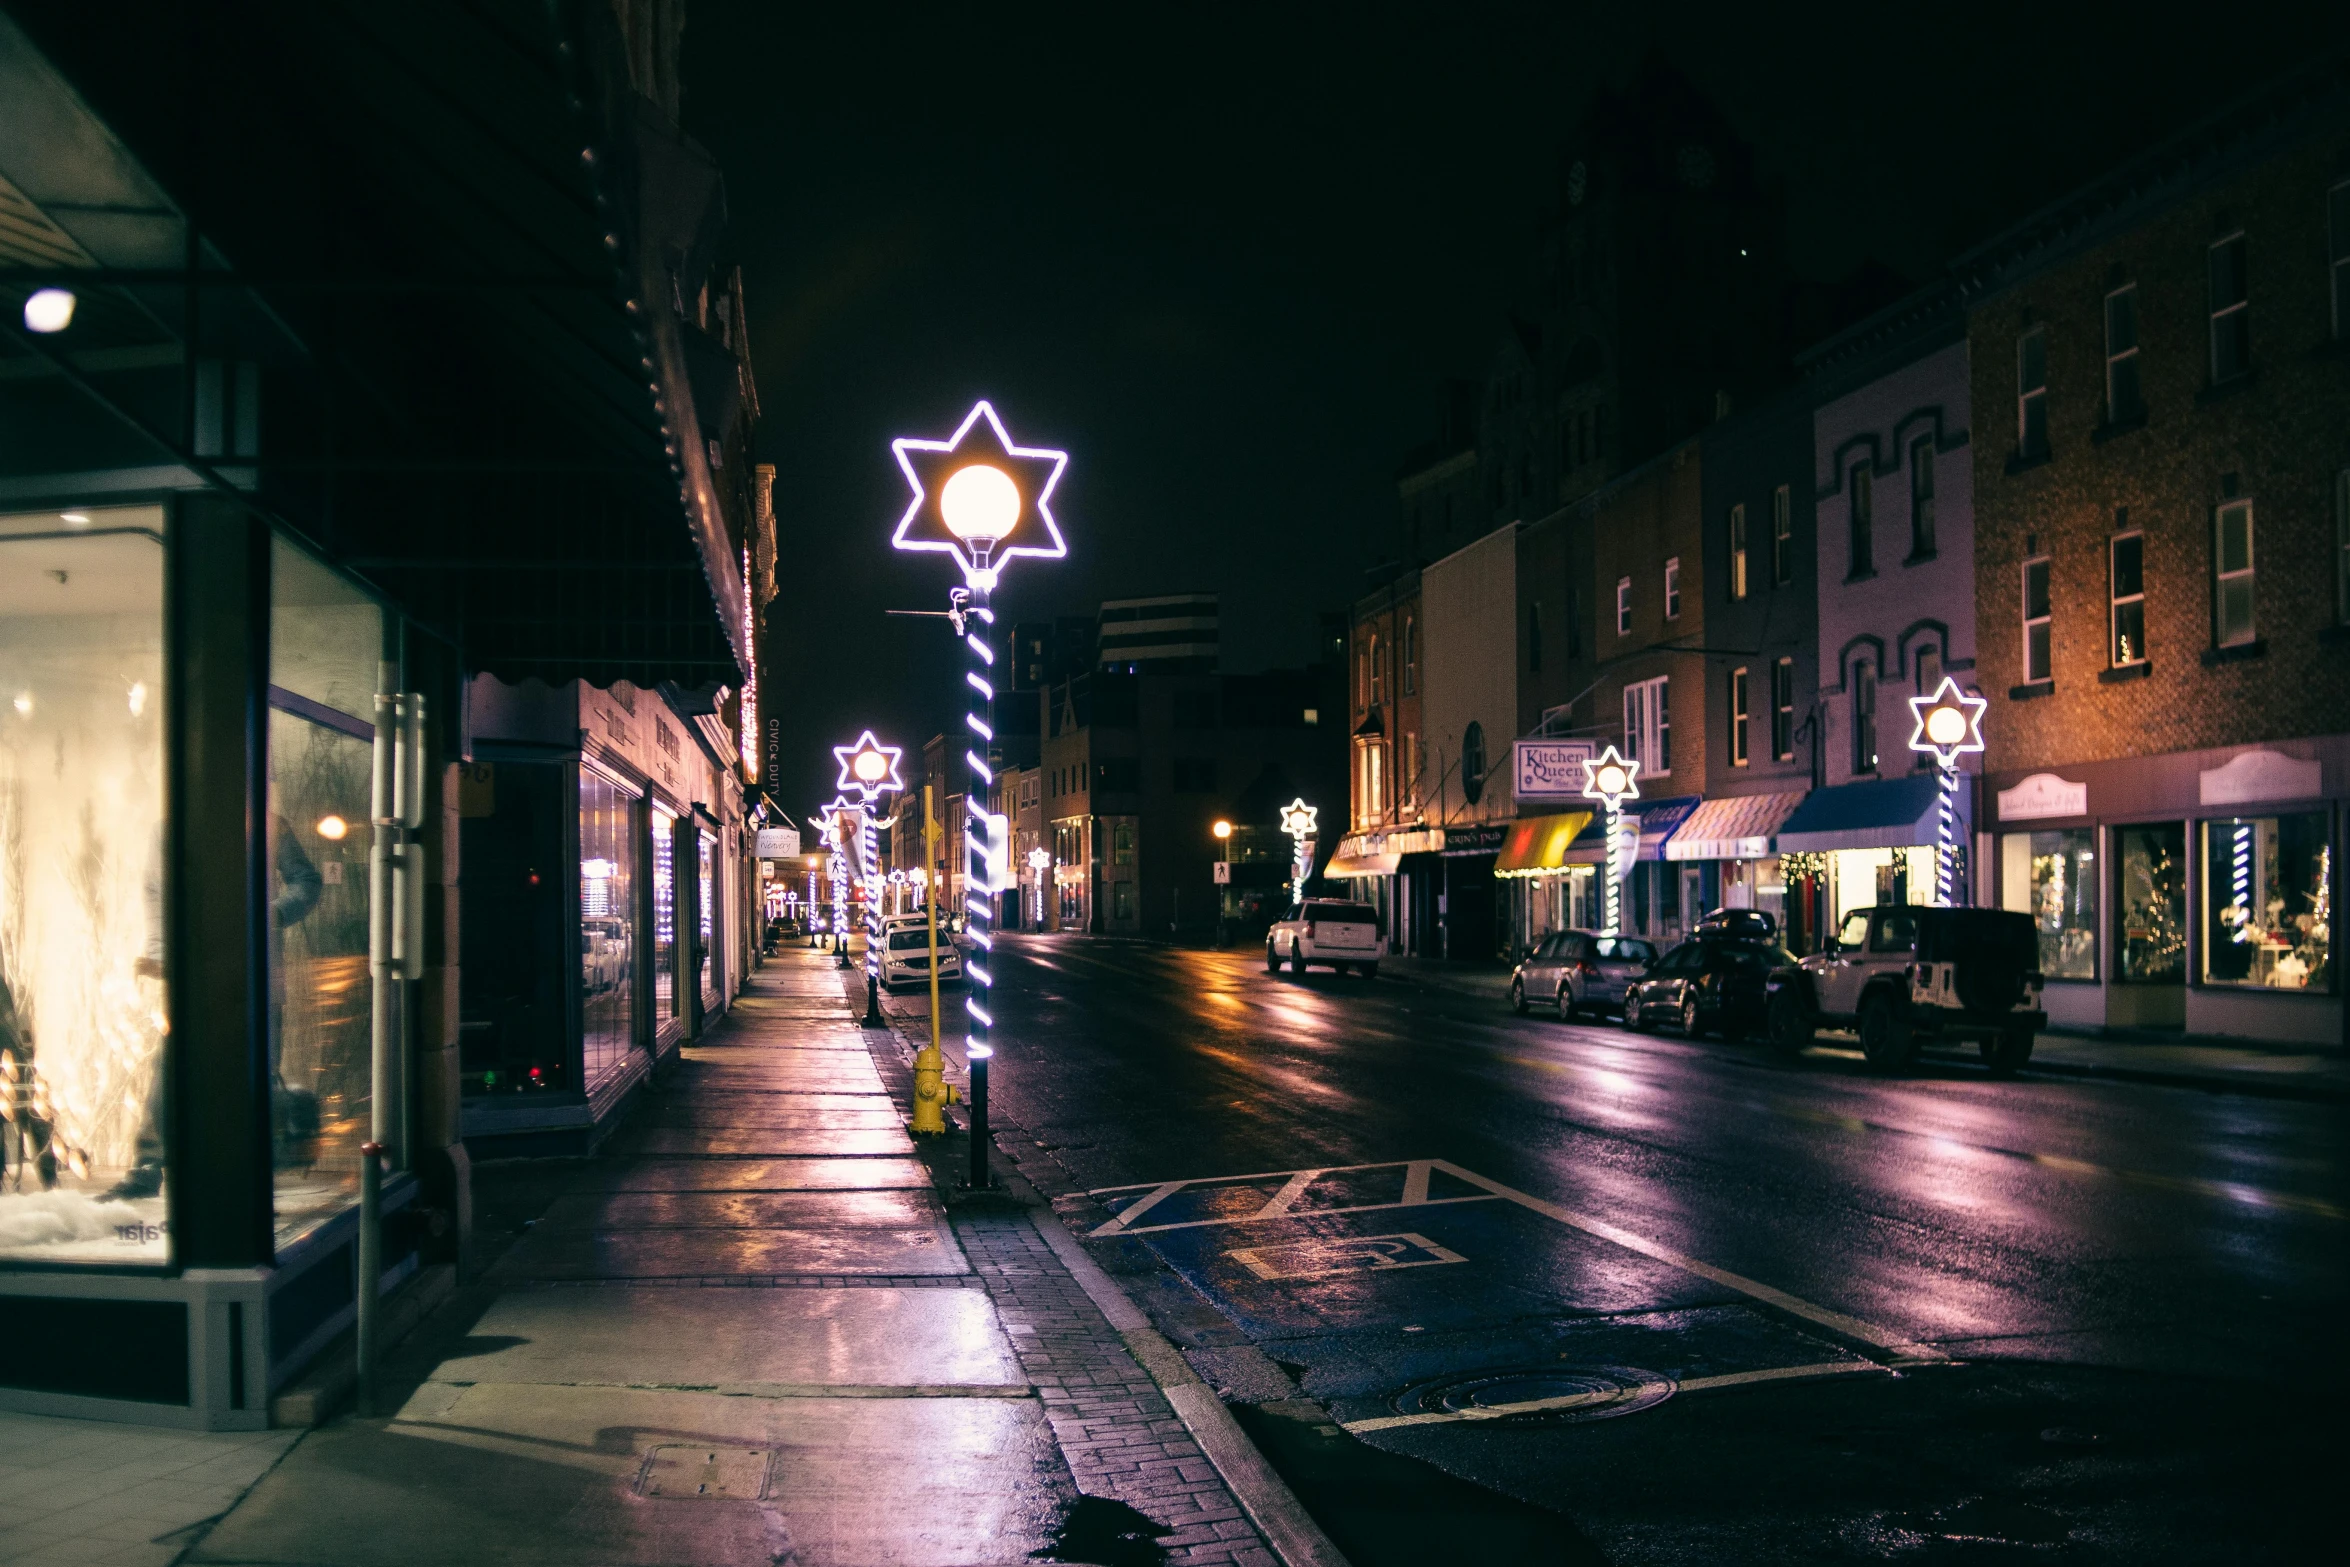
{"left": 1388, "top": 1365, "right": 1674, "bottom": 1425}
{"left": 638, "top": 1445, "right": 772, "bottom": 1499}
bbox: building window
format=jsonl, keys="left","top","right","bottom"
{"left": 1771, "top": 484, "right": 1793, "bottom": 585}
{"left": 2202, "top": 813, "right": 2332, "bottom": 988}
{"left": 1461, "top": 721, "right": 1487, "bottom": 805}
{"left": 1999, "top": 829, "right": 2098, "bottom": 979}
{"left": 2104, "top": 283, "right": 2142, "bottom": 423}
{"left": 1907, "top": 438, "right": 1936, "bottom": 558}
{"left": 1113, "top": 821, "right": 1135, "bottom": 866}
{"left": 1728, "top": 503, "right": 1749, "bottom": 600}
{"left": 1623, "top": 676, "right": 1669, "bottom": 775}
{"left": 1771, "top": 657, "right": 1794, "bottom": 760}
{"left": 1729, "top": 667, "right": 1750, "bottom": 767}
{"left": 2017, "top": 327, "right": 2049, "bottom": 460}
{"left": 1664, "top": 557, "right": 1681, "bottom": 619}
{"left": 1368, "top": 633, "right": 1383, "bottom": 705}
{"left": 1526, "top": 601, "right": 1542, "bottom": 672}
{"left": 2338, "top": 468, "right": 2350, "bottom": 625}
{"left": 2208, "top": 232, "right": 2250, "bottom": 383}
{"left": 2116, "top": 824, "right": 2188, "bottom": 984}
{"left": 2214, "top": 499, "right": 2255, "bottom": 647}
{"left": 1403, "top": 616, "right": 1417, "bottom": 692}
{"left": 1848, "top": 461, "right": 1873, "bottom": 576}
{"left": 2110, "top": 531, "right": 2147, "bottom": 666}
{"left": 1851, "top": 662, "right": 1877, "bottom": 774}
{"left": 2022, "top": 556, "right": 2053, "bottom": 683}
{"left": 1615, "top": 575, "right": 1632, "bottom": 635}
{"left": 1355, "top": 640, "right": 1368, "bottom": 710}
{"left": 2332, "top": 178, "right": 2350, "bottom": 340}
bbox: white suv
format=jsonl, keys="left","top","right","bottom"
{"left": 1266, "top": 900, "right": 1382, "bottom": 977}
{"left": 878, "top": 917, "right": 963, "bottom": 991}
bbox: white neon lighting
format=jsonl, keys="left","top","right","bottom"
{"left": 966, "top": 672, "right": 995, "bottom": 701}
{"left": 833, "top": 730, "right": 906, "bottom": 800}
{"left": 1580, "top": 747, "right": 1640, "bottom": 937}
{"left": 1906, "top": 676, "right": 1987, "bottom": 769}
{"left": 2230, "top": 822, "right": 2253, "bottom": 944}
{"left": 966, "top": 713, "right": 994, "bottom": 741}
{"left": 22, "top": 288, "right": 75, "bottom": 334}
{"left": 739, "top": 544, "right": 759, "bottom": 780}
{"left": 967, "top": 634, "right": 996, "bottom": 664}
{"left": 890, "top": 400, "right": 1070, "bottom": 593}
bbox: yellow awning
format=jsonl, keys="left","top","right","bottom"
{"left": 1493, "top": 810, "right": 1594, "bottom": 877}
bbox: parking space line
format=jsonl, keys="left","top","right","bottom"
{"left": 1336, "top": 1360, "right": 1885, "bottom": 1435}
{"left": 1429, "top": 1161, "right": 1946, "bottom": 1364}
{"left": 1253, "top": 1169, "right": 1323, "bottom": 1221}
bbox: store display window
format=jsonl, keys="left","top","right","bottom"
{"left": 652, "top": 808, "right": 679, "bottom": 1022}
{"left": 0, "top": 505, "right": 168, "bottom": 1264}
{"left": 1999, "top": 828, "right": 2098, "bottom": 980}
{"left": 2114, "top": 825, "right": 2186, "bottom": 984}
{"left": 268, "top": 537, "right": 386, "bottom": 1249}
{"left": 579, "top": 769, "right": 638, "bottom": 1092}
{"left": 2202, "top": 814, "right": 2333, "bottom": 990}
{"left": 697, "top": 830, "right": 716, "bottom": 1005}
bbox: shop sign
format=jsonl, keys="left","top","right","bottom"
{"left": 1440, "top": 823, "right": 1509, "bottom": 857}
{"left": 2198, "top": 749, "right": 2322, "bottom": 807}
{"left": 1514, "top": 738, "right": 1598, "bottom": 800}
{"left": 755, "top": 826, "right": 800, "bottom": 858}
{"left": 1995, "top": 773, "right": 2087, "bottom": 821}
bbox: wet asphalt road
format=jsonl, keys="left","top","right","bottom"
{"left": 948, "top": 935, "right": 2347, "bottom": 1564}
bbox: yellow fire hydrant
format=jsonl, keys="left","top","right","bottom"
{"left": 910, "top": 785, "right": 957, "bottom": 1136}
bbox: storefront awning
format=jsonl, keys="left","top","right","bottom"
{"left": 1775, "top": 775, "right": 1943, "bottom": 853}
{"left": 1325, "top": 851, "right": 1402, "bottom": 878}
{"left": 1665, "top": 791, "right": 1809, "bottom": 861}
{"left": 1493, "top": 811, "right": 1594, "bottom": 878}
{"left": 1555, "top": 795, "right": 1702, "bottom": 864}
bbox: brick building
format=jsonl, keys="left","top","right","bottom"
{"left": 1963, "top": 66, "right": 2348, "bottom": 1043}
{"left": 1327, "top": 570, "right": 1436, "bottom": 952}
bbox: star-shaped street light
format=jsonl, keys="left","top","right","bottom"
{"left": 1580, "top": 746, "right": 1642, "bottom": 937}
{"left": 1278, "top": 798, "right": 1319, "bottom": 841}
{"left": 1907, "top": 677, "right": 1987, "bottom": 906}
{"left": 891, "top": 400, "right": 1069, "bottom": 595}
{"left": 1277, "top": 798, "right": 1319, "bottom": 906}
{"left": 834, "top": 730, "right": 906, "bottom": 801}
{"left": 1906, "top": 677, "right": 1988, "bottom": 770}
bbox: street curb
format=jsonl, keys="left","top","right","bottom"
{"left": 2017, "top": 1058, "right": 2350, "bottom": 1103}
{"left": 1026, "top": 1209, "right": 1353, "bottom": 1567}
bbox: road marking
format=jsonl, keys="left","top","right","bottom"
{"left": 1336, "top": 1360, "right": 1885, "bottom": 1434}
{"left": 1227, "top": 1232, "right": 1467, "bottom": 1282}
{"left": 1089, "top": 1158, "right": 1945, "bottom": 1363}
{"left": 1430, "top": 1161, "right": 1945, "bottom": 1363}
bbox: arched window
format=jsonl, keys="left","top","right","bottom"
{"left": 1462, "top": 721, "right": 1488, "bottom": 805}
{"left": 1852, "top": 662, "right": 1878, "bottom": 775}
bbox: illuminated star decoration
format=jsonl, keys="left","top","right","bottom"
{"left": 1278, "top": 798, "right": 1319, "bottom": 841}
{"left": 891, "top": 400, "right": 1069, "bottom": 593}
{"left": 1907, "top": 676, "right": 1989, "bottom": 768}
{"left": 1580, "top": 745, "right": 1641, "bottom": 806}
{"left": 833, "top": 731, "right": 906, "bottom": 801}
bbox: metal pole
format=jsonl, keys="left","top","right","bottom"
{"left": 963, "top": 591, "right": 997, "bottom": 1189}
{"left": 862, "top": 807, "right": 885, "bottom": 1025}
{"left": 359, "top": 665, "right": 398, "bottom": 1416}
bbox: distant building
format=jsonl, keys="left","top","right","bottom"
{"left": 1096, "top": 593, "right": 1219, "bottom": 674}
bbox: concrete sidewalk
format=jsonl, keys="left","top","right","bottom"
{"left": 0, "top": 946, "right": 1293, "bottom": 1567}
{"left": 1374, "top": 952, "right": 2350, "bottom": 1101}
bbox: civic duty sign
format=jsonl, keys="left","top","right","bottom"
{"left": 1513, "top": 738, "right": 1598, "bottom": 800}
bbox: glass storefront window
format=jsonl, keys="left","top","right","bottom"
{"left": 2000, "top": 828, "right": 2098, "bottom": 979}
{"left": 579, "top": 770, "right": 637, "bottom": 1091}
{"left": 697, "top": 832, "right": 716, "bottom": 1003}
{"left": 0, "top": 506, "right": 168, "bottom": 1264}
{"left": 652, "top": 809, "right": 677, "bottom": 1021}
{"left": 2114, "top": 825, "right": 2187, "bottom": 983}
{"left": 269, "top": 537, "right": 384, "bottom": 1248}
{"left": 2202, "top": 814, "right": 2333, "bottom": 990}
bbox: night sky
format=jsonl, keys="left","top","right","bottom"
{"left": 680, "top": 1, "right": 2331, "bottom": 822}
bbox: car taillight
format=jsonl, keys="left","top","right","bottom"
{"left": 1578, "top": 961, "right": 1598, "bottom": 977}
{"left": 1306, "top": 921, "right": 1317, "bottom": 939}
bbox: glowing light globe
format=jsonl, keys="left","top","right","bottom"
{"left": 940, "top": 464, "right": 1021, "bottom": 544}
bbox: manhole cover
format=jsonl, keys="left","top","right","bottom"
{"left": 638, "top": 1444, "right": 771, "bottom": 1499}
{"left": 1389, "top": 1365, "right": 1674, "bottom": 1425}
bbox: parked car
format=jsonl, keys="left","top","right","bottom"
{"left": 1765, "top": 904, "right": 2046, "bottom": 1074}
{"left": 1510, "top": 930, "right": 1658, "bottom": 1018}
{"left": 1621, "top": 912, "right": 1796, "bottom": 1038}
{"left": 879, "top": 915, "right": 963, "bottom": 991}
{"left": 1266, "top": 900, "right": 1382, "bottom": 977}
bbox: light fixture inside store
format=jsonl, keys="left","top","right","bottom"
{"left": 126, "top": 681, "right": 147, "bottom": 717}
{"left": 11, "top": 692, "right": 30, "bottom": 718}
{"left": 316, "top": 815, "right": 349, "bottom": 841}
{"left": 22, "top": 288, "right": 76, "bottom": 333}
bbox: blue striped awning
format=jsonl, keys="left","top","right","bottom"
{"left": 1775, "top": 775, "right": 1945, "bottom": 853}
